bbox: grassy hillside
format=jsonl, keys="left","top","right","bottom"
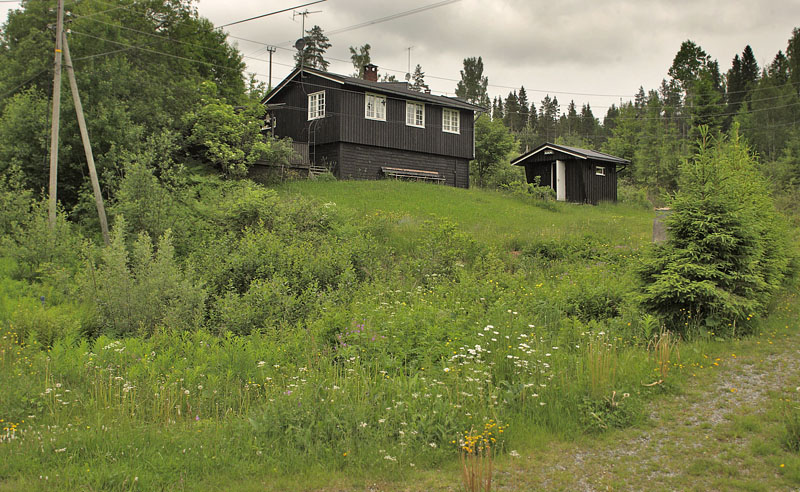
{"left": 3, "top": 178, "right": 793, "bottom": 491}
{"left": 279, "top": 180, "right": 654, "bottom": 250}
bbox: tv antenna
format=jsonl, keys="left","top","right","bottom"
{"left": 293, "top": 9, "right": 322, "bottom": 39}
{"left": 293, "top": 8, "right": 321, "bottom": 71}
{"left": 405, "top": 46, "right": 413, "bottom": 81}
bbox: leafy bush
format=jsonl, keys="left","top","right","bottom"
{"left": 617, "top": 183, "right": 652, "bottom": 209}
{"left": 112, "top": 161, "right": 176, "bottom": 243}
{"left": 638, "top": 127, "right": 792, "bottom": 335}
{"left": 79, "top": 217, "right": 207, "bottom": 336}
{"left": 9, "top": 301, "right": 85, "bottom": 348}
{"left": 184, "top": 81, "right": 295, "bottom": 177}
{"left": 3, "top": 198, "right": 85, "bottom": 282}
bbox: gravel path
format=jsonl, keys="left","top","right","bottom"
{"left": 494, "top": 332, "right": 800, "bottom": 491}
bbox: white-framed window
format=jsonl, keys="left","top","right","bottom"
{"left": 365, "top": 93, "right": 387, "bottom": 121}
{"left": 308, "top": 91, "right": 325, "bottom": 120}
{"left": 406, "top": 101, "right": 425, "bottom": 128}
{"left": 442, "top": 108, "right": 460, "bottom": 134}
{"left": 596, "top": 166, "right": 606, "bottom": 176}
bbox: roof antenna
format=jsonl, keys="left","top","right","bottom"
{"left": 293, "top": 9, "right": 321, "bottom": 72}
{"left": 404, "top": 46, "right": 413, "bottom": 81}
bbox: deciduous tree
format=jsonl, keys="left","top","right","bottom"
{"left": 471, "top": 115, "right": 516, "bottom": 187}
{"left": 349, "top": 43, "right": 371, "bottom": 78}
{"left": 455, "top": 56, "right": 489, "bottom": 108}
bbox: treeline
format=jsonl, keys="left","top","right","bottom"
{"left": 460, "top": 31, "right": 800, "bottom": 199}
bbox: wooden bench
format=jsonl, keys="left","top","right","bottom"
{"left": 381, "top": 167, "right": 445, "bottom": 184}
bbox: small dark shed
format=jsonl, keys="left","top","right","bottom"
{"left": 511, "top": 143, "right": 629, "bottom": 204}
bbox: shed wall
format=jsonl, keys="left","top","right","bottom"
{"left": 525, "top": 159, "right": 617, "bottom": 204}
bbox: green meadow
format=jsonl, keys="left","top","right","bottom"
{"left": 0, "top": 178, "right": 796, "bottom": 491}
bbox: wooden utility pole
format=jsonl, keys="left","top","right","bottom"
{"left": 266, "top": 45, "right": 276, "bottom": 91}
{"left": 47, "top": 0, "right": 65, "bottom": 228}
{"left": 62, "top": 31, "right": 110, "bottom": 245}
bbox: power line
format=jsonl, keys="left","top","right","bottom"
{"left": 53, "top": 28, "right": 800, "bottom": 126}
{"left": 217, "top": 0, "right": 326, "bottom": 29}
{"left": 49, "top": 1, "right": 800, "bottom": 112}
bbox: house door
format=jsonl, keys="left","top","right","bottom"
{"left": 556, "top": 160, "right": 566, "bottom": 201}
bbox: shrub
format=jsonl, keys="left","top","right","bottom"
{"left": 617, "top": 183, "right": 652, "bottom": 209}
{"left": 112, "top": 161, "right": 175, "bottom": 243}
{"left": 638, "top": 127, "right": 792, "bottom": 335}
{"left": 79, "top": 217, "right": 207, "bottom": 336}
{"left": 3, "top": 198, "right": 85, "bottom": 282}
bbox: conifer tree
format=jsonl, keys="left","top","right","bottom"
{"left": 517, "top": 86, "right": 530, "bottom": 128}
{"left": 740, "top": 45, "right": 760, "bottom": 88}
{"left": 503, "top": 91, "right": 520, "bottom": 131}
{"left": 787, "top": 28, "right": 800, "bottom": 86}
{"left": 492, "top": 97, "right": 504, "bottom": 121}
{"left": 537, "top": 95, "right": 559, "bottom": 142}
{"left": 768, "top": 51, "right": 790, "bottom": 84}
{"left": 410, "top": 64, "right": 429, "bottom": 92}
{"left": 295, "top": 25, "right": 331, "bottom": 71}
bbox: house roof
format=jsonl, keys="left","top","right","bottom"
{"left": 262, "top": 67, "right": 486, "bottom": 112}
{"left": 510, "top": 142, "right": 630, "bottom": 166}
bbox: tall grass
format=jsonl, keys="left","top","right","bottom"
{"left": 4, "top": 179, "right": 786, "bottom": 490}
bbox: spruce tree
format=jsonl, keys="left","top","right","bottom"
{"left": 517, "top": 86, "right": 530, "bottom": 128}
{"left": 492, "top": 97, "right": 504, "bottom": 121}
{"left": 295, "top": 25, "right": 331, "bottom": 71}
{"left": 786, "top": 28, "right": 800, "bottom": 86}
{"left": 503, "top": 91, "right": 520, "bottom": 131}
{"left": 538, "top": 95, "right": 559, "bottom": 143}
{"left": 740, "top": 45, "right": 760, "bottom": 88}
{"left": 768, "top": 51, "right": 790, "bottom": 84}
{"left": 410, "top": 64, "right": 430, "bottom": 92}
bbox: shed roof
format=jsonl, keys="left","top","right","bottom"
{"left": 262, "top": 67, "right": 486, "bottom": 112}
{"left": 511, "top": 142, "right": 630, "bottom": 166}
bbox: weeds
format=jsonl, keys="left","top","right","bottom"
{"left": 649, "top": 328, "right": 678, "bottom": 383}
{"left": 459, "top": 421, "right": 505, "bottom": 492}
{"left": 783, "top": 401, "right": 800, "bottom": 452}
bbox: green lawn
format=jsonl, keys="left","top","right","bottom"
{"left": 278, "top": 180, "right": 654, "bottom": 250}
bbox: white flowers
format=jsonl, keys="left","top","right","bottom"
{"left": 443, "top": 367, "right": 451, "bottom": 372}
{"left": 509, "top": 450, "right": 520, "bottom": 458}
{"left": 257, "top": 361, "right": 266, "bottom": 368}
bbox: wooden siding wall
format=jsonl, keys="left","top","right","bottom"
{"left": 310, "top": 143, "right": 341, "bottom": 173}
{"left": 338, "top": 143, "right": 469, "bottom": 188}
{"left": 268, "top": 74, "right": 475, "bottom": 160}
{"left": 337, "top": 87, "right": 474, "bottom": 159}
{"left": 524, "top": 159, "right": 617, "bottom": 204}
{"left": 269, "top": 77, "right": 342, "bottom": 145}
{"left": 583, "top": 159, "right": 617, "bottom": 204}
{"left": 525, "top": 162, "right": 554, "bottom": 189}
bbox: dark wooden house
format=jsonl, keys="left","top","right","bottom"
{"left": 261, "top": 64, "right": 484, "bottom": 188}
{"left": 511, "top": 143, "right": 629, "bottom": 204}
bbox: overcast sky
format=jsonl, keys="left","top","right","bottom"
{"left": 3, "top": 0, "right": 799, "bottom": 114}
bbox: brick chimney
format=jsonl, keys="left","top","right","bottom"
{"left": 363, "top": 63, "right": 378, "bottom": 82}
